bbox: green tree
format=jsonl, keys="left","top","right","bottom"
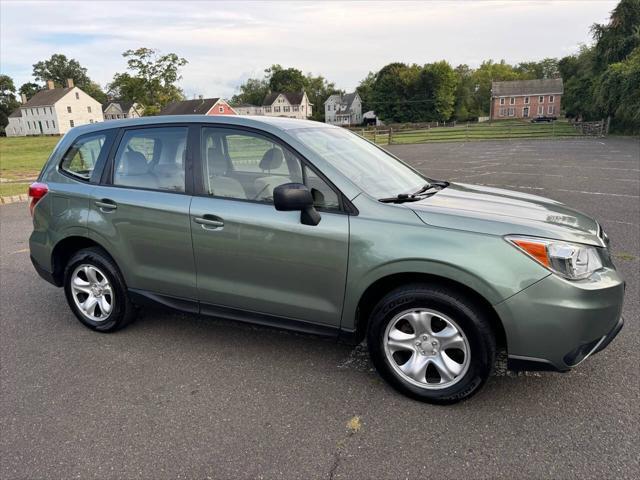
{"left": 471, "top": 60, "right": 522, "bottom": 116}
{"left": 266, "top": 65, "right": 307, "bottom": 93}
{"left": 18, "top": 82, "right": 41, "bottom": 100}
{"left": 231, "top": 77, "right": 269, "bottom": 106}
{"left": 356, "top": 72, "right": 377, "bottom": 113}
{"left": 31, "top": 53, "right": 106, "bottom": 102}
{"left": 232, "top": 65, "right": 339, "bottom": 121}
{"left": 515, "top": 58, "right": 560, "bottom": 79}
{"left": 419, "top": 61, "right": 457, "bottom": 121}
{"left": 0, "top": 74, "right": 20, "bottom": 134}
{"left": 108, "top": 48, "right": 188, "bottom": 115}
{"left": 453, "top": 64, "right": 477, "bottom": 121}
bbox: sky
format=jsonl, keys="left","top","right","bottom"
{"left": 0, "top": 0, "right": 618, "bottom": 99}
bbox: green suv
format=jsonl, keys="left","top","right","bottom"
{"left": 29, "top": 116, "right": 624, "bottom": 404}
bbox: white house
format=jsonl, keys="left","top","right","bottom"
{"left": 324, "top": 92, "right": 362, "bottom": 126}
{"left": 262, "top": 92, "right": 312, "bottom": 119}
{"left": 103, "top": 101, "right": 144, "bottom": 120}
{"left": 233, "top": 92, "right": 312, "bottom": 120}
{"left": 232, "top": 103, "right": 264, "bottom": 116}
{"left": 5, "top": 79, "right": 103, "bottom": 137}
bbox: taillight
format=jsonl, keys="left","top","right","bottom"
{"left": 28, "top": 182, "right": 48, "bottom": 216}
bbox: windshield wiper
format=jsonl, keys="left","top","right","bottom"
{"left": 378, "top": 181, "right": 448, "bottom": 204}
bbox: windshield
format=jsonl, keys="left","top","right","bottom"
{"left": 289, "top": 127, "right": 427, "bottom": 198}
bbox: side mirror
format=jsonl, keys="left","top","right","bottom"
{"left": 273, "top": 183, "right": 321, "bottom": 226}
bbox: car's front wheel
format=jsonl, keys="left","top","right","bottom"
{"left": 367, "top": 284, "right": 496, "bottom": 404}
{"left": 63, "top": 247, "right": 136, "bottom": 332}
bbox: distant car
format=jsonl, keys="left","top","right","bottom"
{"left": 29, "top": 115, "right": 624, "bottom": 404}
{"left": 531, "top": 116, "right": 558, "bottom": 123}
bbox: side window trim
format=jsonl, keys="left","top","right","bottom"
{"left": 58, "top": 129, "right": 117, "bottom": 184}
{"left": 194, "top": 124, "right": 355, "bottom": 214}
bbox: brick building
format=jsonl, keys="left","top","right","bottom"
{"left": 490, "top": 78, "right": 563, "bottom": 120}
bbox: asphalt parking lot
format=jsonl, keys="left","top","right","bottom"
{"left": 1, "top": 137, "right": 638, "bottom": 479}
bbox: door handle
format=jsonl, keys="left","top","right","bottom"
{"left": 95, "top": 199, "right": 117, "bottom": 211}
{"left": 194, "top": 216, "right": 224, "bottom": 230}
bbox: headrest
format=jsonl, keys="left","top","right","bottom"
{"left": 259, "top": 147, "right": 284, "bottom": 171}
{"left": 208, "top": 147, "right": 228, "bottom": 176}
{"left": 121, "top": 151, "right": 148, "bottom": 175}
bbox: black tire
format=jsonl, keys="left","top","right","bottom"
{"left": 367, "top": 283, "right": 496, "bottom": 404}
{"left": 63, "top": 247, "right": 136, "bottom": 332}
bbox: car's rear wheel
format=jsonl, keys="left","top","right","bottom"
{"left": 63, "top": 247, "right": 136, "bottom": 332}
{"left": 367, "top": 283, "right": 496, "bottom": 404}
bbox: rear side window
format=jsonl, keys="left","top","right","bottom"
{"left": 113, "top": 127, "right": 188, "bottom": 192}
{"left": 60, "top": 133, "right": 108, "bottom": 180}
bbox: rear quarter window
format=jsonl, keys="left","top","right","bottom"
{"left": 60, "top": 132, "right": 112, "bottom": 180}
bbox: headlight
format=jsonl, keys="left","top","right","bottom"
{"left": 506, "top": 235, "right": 603, "bottom": 280}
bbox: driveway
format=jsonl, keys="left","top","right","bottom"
{"left": 1, "top": 137, "right": 638, "bottom": 479}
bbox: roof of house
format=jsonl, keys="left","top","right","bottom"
{"left": 492, "top": 78, "right": 564, "bottom": 96}
{"left": 22, "top": 87, "right": 74, "bottom": 108}
{"left": 8, "top": 108, "right": 22, "bottom": 118}
{"left": 262, "top": 91, "right": 306, "bottom": 106}
{"left": 103, "top": 101, "right": 135, "bottom": 113}
{"left": 160, "top": 98, "right": 221, "bottom": 115}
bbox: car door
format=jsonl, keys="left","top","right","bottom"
{"left": 190, "top": 126, "right": 350, "bottom": 329}
{"left": 87, "top": 124, "right": 198, "bottom": 301}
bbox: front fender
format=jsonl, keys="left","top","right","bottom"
{"left": 341, "top": 213, "right": 550, "bottom": 331}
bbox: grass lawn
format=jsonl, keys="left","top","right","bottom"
{"left": 0, "top": 182, "right": 30, "bottom": 197}
{"left": 0, "top": 136, "right": 60, "bottom": 181}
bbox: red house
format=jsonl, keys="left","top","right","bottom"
{"left": 490, "top": 79, "right": 563, "bottom": 120}
{"left": 160, "top": 97, "right": 237, "bottom": 116}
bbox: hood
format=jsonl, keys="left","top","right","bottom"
{"left": 411, "top": 182, "right": 603, "bottom": 246}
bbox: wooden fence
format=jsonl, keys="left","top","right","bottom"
{"left": 353, "top": 120, "right": 606, "bottom": 145}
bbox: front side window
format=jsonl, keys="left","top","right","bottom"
{"left": 548, "top": 105, "right": 555, "bottom": 115}
{"left": 499, "top": 98, "right": 505, "bottom": 105}
{"left": 509, "top": 97, "right": 515, "bottom": 105}
{"left": 549, "top": 95, "right": 554, "bottom": 103}
{"left": 113, "top": 127, "right": 187, "bottom": 192}
{"left": 87, "top": 106, "right": 92, "bottom": 113}
{"left": 524, "top": 96, "right": 530, "bottom": 104}
{"left": 60, "top": 133, "right": 108, "bottom": 180}
{"left": 67, "top": 106, "right": 72, "bottom": 113}
{"left": 539, "top": 96, "right": 544, "bottom": 103}
{"left": 69, "top": 120, "right": 74, "bottom": 127}
{"left": 200, "top": 127, "right": 340, "bottom": 209}
{"left": 508, "top": 107, "right": 515, "bottom": 116}
{"left": 290, "top": 127, "right": 426, "bottom": 199}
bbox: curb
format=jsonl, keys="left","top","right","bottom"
{"left": 0, "top": 194, "right": 29, "bottom": 205}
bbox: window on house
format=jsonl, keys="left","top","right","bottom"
{"left": 499, "top": 108, "right": 506, "bottom": 117}
{"left": 293, "top": 106, "right": 299, "bottom": 111}
{"left": 508, "top": 107, "right": 515, "bottom": 117}
{"left": 75, "top": 92, "right": 80, "bottom": 100}
{"left": 265, "top": 107, "right": 271, "bottom": 113}
{"left": 50, "top": 107, "right": 53, "bottom": 114}
{"left": 89, "top": 119, "right": 94, "bottom": 124}
{"left": 274, "top": 106, "right": 280, "bottom": 112}
{"left": 548, "top": 105, "right": 555, "bottom": 115}
{"left": 52, "top": 120, "right": 56, "bottom": 128}
{"left": 27, "top": 121, "right": 31, "bottom": 129}
{"left": 509, "top": 97, "right": 515, "bottom": 105}
{"left": 524, "top": 96, "right": 530, "bottom": 104}
{"left": 31, "top": 108, "right": 34, "bottom": 115}
{"left": 499, "top": 98, "right": 505, "bottom": 105}
{"left": 549, "top": 95, "right": 554, "bottom": 103}
{"left": 219, "top": 106, "right": 225, "bottom": 113}
{"left": 70, "top": 120, "right": 75, "bottom": 127}
{"left": 538, "top": 106, "right": 544, "bottom": 115}
{"left": 284, "top": 106, "right": 290, "bottom": 112}
{"left": 46, "top": 120, "right": 49, "bottom": 128}
{"left": 67, "top": 106, "right": 72, "bottom": 113}
{"left": 87, "top": 106, "right": 92, "bottom": 113}
{"left": 539, "top": 96, "right": 544, "bottom": 103}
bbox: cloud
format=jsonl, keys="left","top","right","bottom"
{"left": 0, "top": 0, "right": 617, "bottom": 99}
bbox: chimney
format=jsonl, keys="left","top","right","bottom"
{"left": 21, "top": 93, "right": 27, "bottom": 103}
{"left": 46, "top": 80, "right": 55, "bottom": 90}
{"left": 66, "top": 78, "right": 74, "bottom": 88}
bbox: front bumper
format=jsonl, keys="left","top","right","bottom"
{"left": 495, "top": 268, "right": 625, "bottom": 372}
